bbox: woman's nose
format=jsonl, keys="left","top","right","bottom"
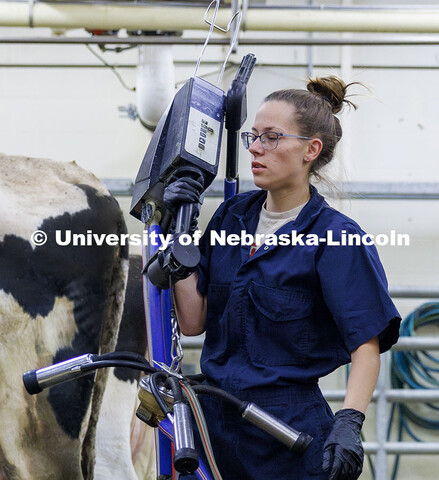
{"left": 249, "top": 137, "right": 264, "bottom": 155}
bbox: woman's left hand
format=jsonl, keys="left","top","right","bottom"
{"left": 322, "top": 408, "right": 365, "bottom": 480}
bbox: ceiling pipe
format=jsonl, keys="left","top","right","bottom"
{"left": 2, "top": 36, "right": 439, "bottom": 46}
{"left": 3, "top": 3, "right": 439, "bottom": 33}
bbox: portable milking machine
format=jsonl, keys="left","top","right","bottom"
{"left": 22, "top": 3, "right": 313, "bottom": 479}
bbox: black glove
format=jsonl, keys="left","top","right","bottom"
{"left": 163, "top": 177, "right": 203, "bottom": 219}
{"left": 322, "top": 408, "right": 365, "bottom": 480}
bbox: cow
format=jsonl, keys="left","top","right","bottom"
{"left": 0, "top": 154, "right": 154, "bottom": 480}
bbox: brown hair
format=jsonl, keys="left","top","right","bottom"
{"left": 264, "top": 76, "right": 360, "bottom": 180}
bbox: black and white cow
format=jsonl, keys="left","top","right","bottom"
{"left": 0, "top": 154, "right": 153, "bottom": 480}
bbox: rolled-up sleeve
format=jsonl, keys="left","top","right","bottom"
{"left": 316, "top": 224, "right": 401, "bottom": 354}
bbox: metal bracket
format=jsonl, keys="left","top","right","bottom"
{"left": 28, "top": 0, "right": 36, "bottom": 28}
{"left": 230, "top": 0, "right": 242, "bottom": 52}
{"left": 152, "top": 360, "right": 185, "bottom": 380}
{"left": 241, "top": 0, "right": 249, "bottom": 32}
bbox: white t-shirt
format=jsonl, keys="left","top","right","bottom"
{"left": 249, "top": 201, "right": 306, "bottom": 257}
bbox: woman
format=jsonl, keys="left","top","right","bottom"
{"left": 166, "top": 76, "right": 401, "bottom": 480}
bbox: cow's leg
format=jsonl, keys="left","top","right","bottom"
{"left": 132, "top": 421, "right": 157, "bottom": 480}
{"left": 94, "top": 373, "right": 140, "bottom": 480}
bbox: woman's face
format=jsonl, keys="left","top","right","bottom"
{"left": 248, "top": 100, "right": 314, "bottom": 194}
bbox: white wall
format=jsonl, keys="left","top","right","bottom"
{"left": 1, "top": 2, "right": 439, "bottom": 478}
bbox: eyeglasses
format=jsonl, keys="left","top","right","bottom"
{"left": 241, "top": 131, "right": 312, "bottom": 151}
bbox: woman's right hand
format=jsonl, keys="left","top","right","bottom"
{"left": 163, "top": 177, "right": 204, "bottom": 218}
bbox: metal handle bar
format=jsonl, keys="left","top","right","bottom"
{"left": 23, "top": 354, "right": 313, "bottom": 458}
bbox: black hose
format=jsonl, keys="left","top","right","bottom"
{"left": 185, "top": 373, "right": 206, "bottom": 384}
{"left": 191, "top": 384, "right": 244, "bottom": 412}
{"left": 150, "top": 372, "right": 171, "bottom": 416}
{"left": 165, "top": 376, "right": 185, "bottom": 403}
{"left": 80, "top": 360, "right": 157, "bottom": 374}
{"left": 96, "top": 351, "right": 152, "bottom": 366}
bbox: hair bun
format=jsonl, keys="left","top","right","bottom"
{"left": 307, "top": 76, "right": 357, "bottom": 114}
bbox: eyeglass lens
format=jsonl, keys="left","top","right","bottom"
{"left": 242, "top": 132, "right": 279, "bottom": 151}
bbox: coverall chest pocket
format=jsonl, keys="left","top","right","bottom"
{"left": 246, "top": 281, "right": 313, "bottom": 366}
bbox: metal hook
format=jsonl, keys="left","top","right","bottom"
{"left": 194, "top": 0, "right": 220, "bottom": 78}
{"left": 194, "top": 0, "right": 243, "bottom": 85}
{"left": 204, "top": 0, "right": 239, "bottom": 34}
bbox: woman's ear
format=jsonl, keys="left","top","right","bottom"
{"left": 305, "top": 138, "right": 323, "bottom": 162}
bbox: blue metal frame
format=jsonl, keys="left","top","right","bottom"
{"left": 142, "top": 221, "right": 174, "bottom": 478}
{"left": 144, "top": 188, "right": 236, "bottom": 479}
{"left": 143, "top": 219, "right": 214, "bottom": 480}
{"left": 223, "top": 178, "right": 238, "bottom": 201}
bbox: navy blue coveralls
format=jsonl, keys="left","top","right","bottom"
{"left": 195, "top": 186, "right": 400, "bottom": 480}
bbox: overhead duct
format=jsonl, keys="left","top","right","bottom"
{"left": 3, "top": 3, "right": 439, "bottom": 33}
{"left": 136, "top": 45, "right": 175, "bottom": 130}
